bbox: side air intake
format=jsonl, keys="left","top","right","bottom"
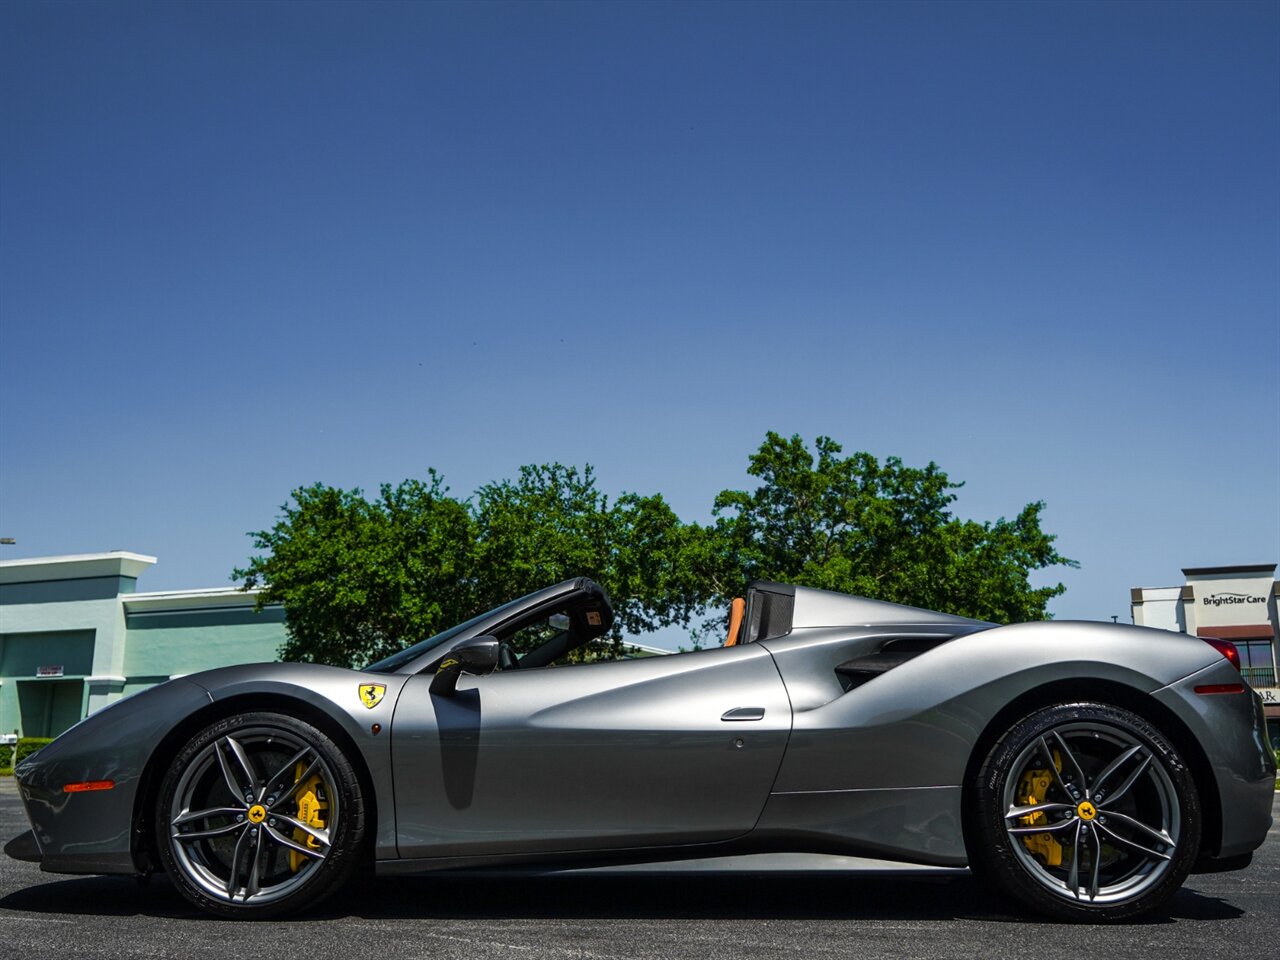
{"left": 835, "top": 636, "right": 956, "bottom": 691}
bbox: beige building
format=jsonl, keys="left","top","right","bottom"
{"left": 1131, "top": 563, "right": 1279, "bottom": 749}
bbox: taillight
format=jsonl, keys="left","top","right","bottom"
{"left": 1202, "top": 637, "right": 1241, "bottom": 671}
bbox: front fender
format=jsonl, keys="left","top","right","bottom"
{"left": 186, "top": 663, "right": 409, "bottom": 860}
{"left": 14, "top": 678, "right": 212, "bottom": 874}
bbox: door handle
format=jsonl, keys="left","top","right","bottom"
{"left": 721, "top": 707, "right": 766, "bottom": 721}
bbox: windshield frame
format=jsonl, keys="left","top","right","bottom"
{"left": 362, "top": 604, "right": 511, "bottom": 673}
{"left": 361, "top": 579, "right": 594, "bottom": 675}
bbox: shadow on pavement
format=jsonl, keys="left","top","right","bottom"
{"left": 1160, "top": 888, "right": 1245, "bottom": 922}
{"left": 0, "top": 871, "right": 1248, "bottom": 924}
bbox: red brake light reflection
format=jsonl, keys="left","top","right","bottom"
{"left": 1193, "top": 683, "right": 1246, "bottom": 695}
{"left": 1202, "top": 637, "right": 1241, "bottom": 671}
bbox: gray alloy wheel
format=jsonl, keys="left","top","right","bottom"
{"left": 156, "top": 711, "right": 366, "bottom": 918}
{"left": 971, "top": 702, "right": 1200, "bottom": 921}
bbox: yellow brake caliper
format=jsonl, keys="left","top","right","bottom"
{"left": 1016, "top": 750, "right": 1063, "bottom": 867}
{"left": 289, "top": 762, "right": 328, "bottom": 873}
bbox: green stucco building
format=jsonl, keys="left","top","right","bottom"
{"left": 0, "top": 552, "right": 286, "bottom": 738}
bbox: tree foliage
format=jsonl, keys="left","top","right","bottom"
{"left": 704, "top": 432, "right": 1076, "bottom": 623}
{"left": 471, "top": 464, "right": 699, "bottom": 660}
{"left": 233, "top": 472, "right": 477, "bottom": 666}
{"left": 235, "top": 466, "right": 698, "bottom": 666}
{"left": 471, "top": 465, "right": 698, "bottom": 632}
{"left": 235, "top": 433, "right": 1076, "bottom": 666}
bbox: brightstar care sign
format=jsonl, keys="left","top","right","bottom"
{"left": 1191, "top": 576, "right": 1274, "bottom": 633}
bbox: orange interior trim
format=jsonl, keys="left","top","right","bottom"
{"left": 725, "top": 597, "right": 746, "bottom": 647}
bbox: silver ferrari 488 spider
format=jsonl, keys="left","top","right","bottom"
{"left": 7, "top": 578, "right": 1274, "bottom": 921}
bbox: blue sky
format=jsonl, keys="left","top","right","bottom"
{"left": 1, "top": 0, "right": 1276, "bottom": 630}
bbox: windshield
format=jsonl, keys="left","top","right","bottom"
{"left": 362, "top": 594, "right": 528, "bottom": 673}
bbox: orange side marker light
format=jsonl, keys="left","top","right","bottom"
{"left": 63, "top": 780, "right": 115, "bottom": 793}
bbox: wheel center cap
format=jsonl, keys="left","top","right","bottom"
{"left": 1077, "top": 800, "right": 1097, "bottom": 821}
{"left": 247, "top": 804, "right": 267, "bottom": 824}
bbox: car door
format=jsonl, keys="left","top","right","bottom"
{"left": 390, "top": 642, "right": 792, "bottom": 859}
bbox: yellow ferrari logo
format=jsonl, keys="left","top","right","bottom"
{"left": 359, "top": 683, "right": 386, "bottom": 709}
{"left": 1077, "top": 800, "right": 1098, "bottom": 821}
{"left": 247, "top": 804, "right": 267, "bottom": 824}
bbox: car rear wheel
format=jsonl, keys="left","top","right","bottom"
{"left": 970, "top": 701, "right": 1200, "bottom": 921}
{"left": 155, "top": 711, "right": 366, "bottom": 918}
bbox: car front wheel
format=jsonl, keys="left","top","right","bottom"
{"left": 970, "top": 701, "right": 1200, "bottom": 921}
{"left": 155, "top": 711, "right": 366, "bottom": 918}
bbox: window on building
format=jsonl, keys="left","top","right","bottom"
{"left": 1238, "top": 640, "right": 1276, "bottom": 686}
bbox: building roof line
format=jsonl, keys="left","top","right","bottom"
{"left": 0, "top": 552, "right": 158, "bottom": 585}
{"left": 0, "top": 551, "right": 158, "bottom": 568}
{"left": 1181, "top": 564, "right": 1276, "bottom": 576}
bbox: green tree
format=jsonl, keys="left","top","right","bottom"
{"left": 235, "top": 465, "right": 699, "bottom": 667}
{"left": 233, "top": 472, "right": 477, "bottom": 666}
{"left": 704, "top": 432, "right": 1075, "bottom": 623}
{"left": 473, "top": 464, "right": 702, "bottom": 646}
{"left": 235, "top": 435, "right": 1076, "bottom": 667}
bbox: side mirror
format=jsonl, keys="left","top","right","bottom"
{"left": 430, "top": 635, "right": 500, "bottom": 697}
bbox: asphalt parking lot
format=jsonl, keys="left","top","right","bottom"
{"left": 0, "top": 779, "right": 1275, "bottom": 960}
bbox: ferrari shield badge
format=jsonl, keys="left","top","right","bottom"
{"left": 358, "top": 683, "right": 386, "bottom": 709}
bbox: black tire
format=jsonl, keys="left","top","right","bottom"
{"left": 155, "top": 711, "right": 366, "bottom": 919}
{"left": 970, "top": 701, "right": 1200, "bottom": 921}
